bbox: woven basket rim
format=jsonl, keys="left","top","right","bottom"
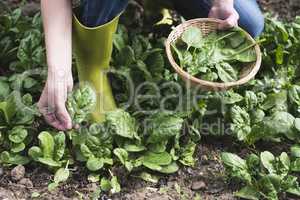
{"left": 165, "top": 18, "right": 262, "bottom": 90}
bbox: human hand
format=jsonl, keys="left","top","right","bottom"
{"left": 209, "top": 0, "right": 239, "bottom": 30}
{"left": 38, "top": 70, "right": 73, "bottom": 130}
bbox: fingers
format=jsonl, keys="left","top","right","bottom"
{"left": 40, "top": 106, "right": 72, "bottom": 131}
{"left": 55, "top": 83, "right": 72, "bottom": 130}
{"left": 38, "top": 103, "right": 67, "bottom": 131}
{"left": 38, "top": 85, "right": 73, "bottom": 131}
{"left": 67, "top": 77, "right": 73, "bottom": 93}
{"left": 208, "top": 6, "right": 239, "bottom": 30}
{"left": 56, "top": 103, "right": 72, "bottom": 130}
{"left": 218, "top": 13, "right": 239, "bottom": 30}
{"left": 208, "top": 8, "right": 217, "bottom": 19}
{"left": 218, "top": 17, "right": 237, "bottom": 29}
{"left": 45, "top": 112, "right": 67, "bottom": 131}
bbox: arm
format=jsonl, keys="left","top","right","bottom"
{"left": 209, "top": 0, "right": 239, "bottom": 29}
{"left": 38, "top": 0, "right": 73, "bottom": 130}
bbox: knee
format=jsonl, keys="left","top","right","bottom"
{"left": 240, "top": 12, "right": 265, "bottom": 38}
{"left": 247, "top": 14, "right": 265, "bottom": 38}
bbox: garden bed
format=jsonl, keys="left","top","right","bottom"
{"left": 1, "top": 1, "right": 300, "bottom": 200}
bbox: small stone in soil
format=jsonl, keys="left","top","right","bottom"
{"left": 11, "top": 165, "right": 25, "bottom": 181}
{"left": 191, "top": 181, "right": 207, "bottom": 191}
{"left": 0, "top": 168, "right": 3, "bottom": 176}
{"left": 18, "top": 178, "right": 33, "bottom": 188}
{"left": 0, "top": 187, "right": 16, "bottom": 200}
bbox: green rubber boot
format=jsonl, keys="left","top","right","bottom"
{"left": 72, "top": 14, "right": 119, "bottom": 122}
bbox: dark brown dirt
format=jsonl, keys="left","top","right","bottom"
{"left": 259, "top": 0, "right": 300, "bottom": 21}
{"left": 0, "top": 139, "right": 240, "bottom": 200}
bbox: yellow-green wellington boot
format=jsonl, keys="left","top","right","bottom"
{"left": 72, "top": 14, "right": 119, "bottom": 122}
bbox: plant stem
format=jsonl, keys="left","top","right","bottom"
{"left": 215, "top": 32, "right": 236, "bottom": 42}
{"left": 230, "top": 38, "right": 266, "bottom": 57}
{"left": 65, "top": 160, "right": 70, "bottom": 170}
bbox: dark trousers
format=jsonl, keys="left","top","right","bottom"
{"left": 80, "top": 0, "right": 264, "bottom": 37}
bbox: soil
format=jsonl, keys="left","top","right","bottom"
{"left": 259, "top": 0, "right": 300, "bottom": 20}
{"left": 0, "top": 138, "right": 240, "bottom": 200}
{"left": 0, "top": 0, "right": 300, "bottom": 200}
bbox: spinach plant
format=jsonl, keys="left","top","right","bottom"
{"left": 221, "top": 151, "right": 300, "bottom": 200}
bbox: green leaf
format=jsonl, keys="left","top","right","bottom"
{"left": 113, "top": 148, "right": 128, "bottom": 165}
{"left": 8, "top": 126, "right": 28, "bottom": 143}
{"left": 246, "top": 153, "right": 260, "bottom": 171}
{"left": 28, "top": 146, "right": 43, "bottom": 160}
{"left": 272, "top": 19, "right": 289, "bottom": 41}
{"left": 48, "top": 182, "right": 59, "bottom": 191}
{"left": 54, "top": 168, "right": 70, "bottom": 183}
{"left": 11, "top": 142, "right": 25, "bottom": 153}
{"left": 125, "top": 161, "right": 133, "bottom": 172}
{"left": 143, "top": 151, "right": 172, "bottom": 166}
{"left": 264, "top": 111, "right": 295, "bottom": 139}
{"left": 221, "top": 152, "right": 247, "bottom": 169}
{"left": 111, "top": 176, "right": 121, "bottom": 194}
{"left": 37, "top": 158, "right": 62, "bottom": 167}
{"left": 66, "top": 84, "right": 97, "bottom": 124}
{"left": 0, "top": 151, "right": 30, "bottom": 165}
{"left": 0, "top": 97, "right": 17, "bottom": 124}
{"left": 143, "top": 162, "right": 162, "bottom": 171}
{"left": 113, "top": 26, "right": 127, "bottom": 51}
{"left": 0, "top": 80, "right": 10, "bottom": 101}
{"left": 117, "top": 45, "right": 135, "bottom": 66}
{"left": 181, "top": 27, "right": 203, "bottom": 49}
{"left": 88, "top": 174, "right": 100, "bottom": 183}
{"left": 258, "top": 176, "right": 278, "bottom": 200}
{"left": 288, "top": 85, "right": 300, "bottom": 107}
{"left": 53, "top": 132, "right": 66, "bottom": 161}
{"left": 251, "top": 109, "right": 265, "bottom": 124}
{"left": 31, "top": 192, "right": 40, "bottom": 198}
{"left": 220, "top": 90, "right": 244, "bottom": 104}
{"left": 294, "top": 118, "right": 300, "bottom": 132}
{"left": 80, "top": 144, "right": 94, "bottom": 159}
{"left": 279, "top": 152, "right": 290, "bottom": 170}
{"left": 245, "top": 91, "right": 258, "bottom": 110}
{"left": 157, "top": 162, "right": 179, "bottom": 174}
{"left": 227, "top": 29, "right": 246, "bottom": 48}
{"left": 86, "top": 157, "right": 104, "bottom": 171}
{"left": 261, "top": 91, "right": 287, "bottom": 111}
{"left": 38, "top": 131, "right": 55, "bottom": 158}
{"left": 100, "top": 177, "right": 111, "bottom": 192}
{"left": 230, "top": 105, "right": 251, "bottom": 141}
{"left": 260, "top": 151, "right": 276, "bottom": 174}
{"left": 171, "top": 43, "right": 184, "bottom": 67}
{"left": 179, "top": 141, "right": 196, "bottom": 167}
{"left": 106, "top": 109, "right": 137, "bottom": 139}
{"left": 137, "top": 172, "right": 159, "bottom": 183}
{"left": 148, "top": 142, "right": 167, "bottom": 153}
{"left": 275, "top": 45, "right": 284, "bottom": 65}
{"left": 235, "top": 186, "right": 260, "bottom": 200}
{"left": 145, "top": 50, "right": 164, "bottom": 78}
{"left": 232, "top": 45, "right": 256, "bottom": 62}
{"left": 23, "top": 77, "right": 38, "bottom": 89}
{"left": 215, "top": 62, "right": 238, "bottom": 82}
{"left": 291, "top": 158, "right": 300, "bottom": 172}
{"left": 123, "top": 143, "right": 146, "bottom": 152}
{"left": 291, "top": 145, "right": 300, "bottom": 158}
{"left": 146, "top": 112, "right": 183, "bottom": 144}
{"left": 287, "top": 186, "right": 300, "bottom": 196}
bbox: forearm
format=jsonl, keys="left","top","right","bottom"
{"left": 41, "top": 0, "right": 72, "bottom": 75}
{"left": 212, "top": 0, "right": 234, "bottom": 7}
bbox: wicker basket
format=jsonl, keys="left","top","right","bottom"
{"left": 165, "top": 18, "right": 262, "bottom": 91}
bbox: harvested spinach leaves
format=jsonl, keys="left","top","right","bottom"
{"left": 172, "top": 27, "right": 257, "bottom": 82}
